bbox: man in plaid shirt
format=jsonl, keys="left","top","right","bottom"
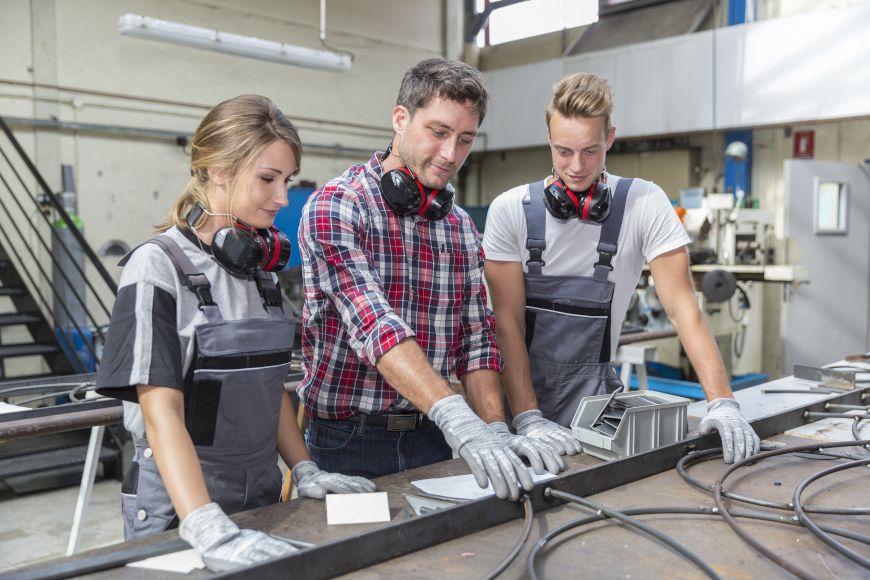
{"left": 297, "top": 59, "right": 564, "bottom": 500}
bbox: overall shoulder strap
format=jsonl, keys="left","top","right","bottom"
{"left": 120, "top": 235, "right": 223, "bottom": 321}
{"left": 523, "top": 180, "right": 548, "bottom": 275}
{"left": 593, "top": 178, "right": 633, "bottom": 280}
{"left": 253, "top": 271, "right": 286, "bottom": 320}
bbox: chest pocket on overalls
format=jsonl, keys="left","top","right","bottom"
{"left": 185, "top": 317, "right": 293, "bottom": 450}
{"left": 524, "top": 280, "right": 615, "bottom": 366}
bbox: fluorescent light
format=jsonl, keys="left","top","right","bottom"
{"left": 117, "top": 14, "right": 351, "bottom": 72}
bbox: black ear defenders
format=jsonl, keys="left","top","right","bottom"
{"left": 380, "top": 143, "right": 455, "bottom": 221}
{"left": 185, "top": 202, "right": 291, "bottom": 277}
{"left": 543, "top": 173, "right": 612, "bottom": 223}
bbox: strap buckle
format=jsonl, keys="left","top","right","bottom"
{"left": 185, "top": 273, "right": 215, "bottom": 310}
{"left": 594, "top": 241, "right": 618, "bottom": 271}
{"left": 387, "top": 413, "right": 419, "bottom": 431}
{"left": 526, "top": 247, "right": 545, "bottom": 267}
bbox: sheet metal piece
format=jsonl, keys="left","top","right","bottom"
{"left": 794, "top": 364, "right": 857, "bottom": 389}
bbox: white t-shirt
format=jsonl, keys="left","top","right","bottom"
{"left": 482, "top": 173, "right": 691, "bottom": 360}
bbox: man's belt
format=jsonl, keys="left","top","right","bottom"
{"left": 338, "top": 412, "right": 429, "bottom": 432}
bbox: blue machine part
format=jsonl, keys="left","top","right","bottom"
{"left": 617, "top": 364, "right": 769, "bottom": 400}
{"left": 56, "top": 326, "right": 95, "bottom": 374}
{"left": 725, "top": 131, "right": 753, "bottom": 200}
{"left": 272, "top": 187, "right": 317, "bottom": 270}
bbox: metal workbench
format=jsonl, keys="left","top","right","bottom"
{"left": 6, "top": 376, "right": 870, "bottom": 580}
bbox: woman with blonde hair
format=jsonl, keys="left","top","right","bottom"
{"left": 96, "top": 95, "right": 375, "bottom": 571}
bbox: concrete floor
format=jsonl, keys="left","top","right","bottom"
{"left": 0, "top": 475, "right": 125, "bottom": 573}
{"left": 0, "top": 440, "right": 293, "bottom": 574}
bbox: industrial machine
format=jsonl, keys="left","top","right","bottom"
{"left": 624, "top": 182, "right": 807, "bottom": 392}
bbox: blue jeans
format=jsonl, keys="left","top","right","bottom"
{"left": 306, "top": 416, "right": 452, "bottom": 479}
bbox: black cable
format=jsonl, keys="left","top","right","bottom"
{"left": 479, "top": 495, "right": 533, "bottom": 580}
{"left": 792, "top": 458, "right": 870, "bottom": 570}
{"left": 677, "top": 447, "right": 870, "bottom": 515}
{"left": 713, "top": 439, "right": 870, "bottom": 580}
{"left": 526, "top": 506, "right": 870, "bottom": 580}
{"left": 545, "top": 489, "right": 723, "bottom": 580}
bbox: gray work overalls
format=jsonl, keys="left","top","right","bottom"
{"left": 118, "top": 236, "right": 295, "bottom": 540}
{"left": 522, "top": 178, "right": 633, "bottom": 427}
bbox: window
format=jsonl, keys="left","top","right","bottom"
{"left": 477, "top": 0, "right": 598, "bottom": 47}
{"left": 814, "top": 180, "right": 847, "bottom": 234}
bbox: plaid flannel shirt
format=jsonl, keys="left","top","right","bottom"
{"left": 297, "top": 152, "right": 502, "bottom": 419}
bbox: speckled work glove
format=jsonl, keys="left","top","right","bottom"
{"left": 291, "top": 460, "right": 377, "bottom": 499}
{"left": 488, "top": 421, "right": 565, "bottom": 475}
{"left": 179, "top": 502, "right": 296, "bottom": 572}
{"left": 698, "top": 398, "right": 760, "bottom": 464}
{"left": 512, "top": 410, "right": 584, "bottom": 456}
{"left": 428, "top": 394, "right": 534, "bottom": 501}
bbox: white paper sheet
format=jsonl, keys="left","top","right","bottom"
{"left": 0, "top": 402, "right": 27, "bottom": 415}
{"left": 411, "top": 468, "right": 558, "bottom": 501}
{"left": 326, "top": 491, "right": 391, "bottom": 525}
{"left": 126, "top": 549, "right": 205, "bottom": 573}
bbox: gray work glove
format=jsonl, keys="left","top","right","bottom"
{"left": 698, "top": 398, "right": 760, "bottom": 464}
{"left": 179, "top": 502, "right": 296, "bottom": 572}
{"left": 513, "top": 409, "right": 584, "bottom": 456}
{"left": 428, "top": 394, "right": 534, "bottom": 501}
{"left": 291, "top": 460, "right": 377, "bottom": 499}
{"left": 488, "top": 421, "right": 565, "bottom": 475}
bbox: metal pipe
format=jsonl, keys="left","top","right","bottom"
{"left": 4, "top": 116, "right": 374, "bottom": 157}
{"left": 617, "top": 329, "right": 678, "bottom": 346}
{"left": 0, "top": 406, "right": 123, "bottom": 441}
{"left": 0, "top": 79, "right": 393, "bottom": 134}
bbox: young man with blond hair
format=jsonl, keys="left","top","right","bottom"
{"left": 482, "top": 73, "right": 759, "bottom": 464}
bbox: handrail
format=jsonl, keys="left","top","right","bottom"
{"left": 0, "top": 115, "right": 118, "bottom": 295}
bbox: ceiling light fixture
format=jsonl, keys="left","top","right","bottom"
{"left": 117, "top": 13, "right": 351, "bottom": 72}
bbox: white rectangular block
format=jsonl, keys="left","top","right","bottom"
{"left": 326, "top": 492, "right": 391, "bottom": 525}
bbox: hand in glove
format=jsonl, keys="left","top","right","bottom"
{"left": 291, "top": 460, "right": 377, "bottom": 499}
{"left": 179, "top": 502, "right": 296, "bottom": 572}
{"left": 428, "top": 394, "right": 534, "bottom": 501}
{"left": 513, "top": 410, "right": 584, "bottom": 456}
{"left": 488, "top": 421, "right": 565, "bottom": 475}
{"left": 698, "top": 398, "right": 760, "bottom": 464}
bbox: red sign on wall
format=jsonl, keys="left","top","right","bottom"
{"left": 793, "top": 130, "right": 814, "bottom": 159}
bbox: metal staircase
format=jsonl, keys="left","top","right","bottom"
{"left": 0, "top": 114, "right": 117, "bottom": 379}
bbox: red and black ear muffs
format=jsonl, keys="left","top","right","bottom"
{"left": 380, "top": 143, "right": 455, "bottom": 221}
{"left": 186, "top": 202, "right": 291, "bottom": 277}
{"left": 543, "top": 173, "right": 612, "bottom": 223}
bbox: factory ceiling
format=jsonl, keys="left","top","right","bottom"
{"left": 567, "top": 0, "right": 714, "bottom": 56}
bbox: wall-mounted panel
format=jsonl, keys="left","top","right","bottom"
{"left": 482, "top": 3, "right": 870, "bottom": 150}
{"left": 715, "top": 5, "right": 870, "bottom": 129}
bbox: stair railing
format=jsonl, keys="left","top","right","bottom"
{"left": 0, "top": 114, "right": 118, "bottom": 373}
